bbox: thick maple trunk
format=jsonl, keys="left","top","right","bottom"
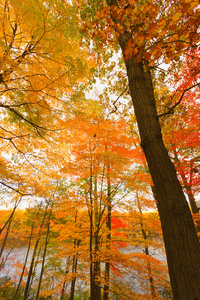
{"left": 117, "top": 32, "right": 200, "bottom": 299}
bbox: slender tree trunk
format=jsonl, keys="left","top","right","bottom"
{"left": 173, "top": 150, "right": 199, "bottom": 214}
{"left": 106, "top": 2, "right": 200, "bottom": 298}
{"left": 0, "top": 217, "right": 12, "bottom": 271}
{"left": 69, "top": 255, "right": 78, "bottom": 300}
{"left": 183, "top": 175, "right": 199, "bottom": 214}
{"left": 93, "top": 232, "right": 101, "bottom": 300}
{"left": 89, "top": 216, "right": 94, "bottom": 300}
{"left": 14, "top": 205, "right": 43, "bottom": 299}
{"left": 0, "top": 248, "right": 12, "bottom": 271}
{"left": 173, "top": 151, "right": 200, "bottom": 235}
{"left": 60, "top": 256, "right": 71, "bottom": 300}
{"left": 30, "top": 241, "right": 43, "bottom": 291}
{"left": 136, "top": 192, "right": 157, "bottom": 298}
{"left": 69, "top": 210, "right": 79, "bottom": 300}
{"left": 0, "top": 198, "right": 21, "bottom": 262}
{"left": 23, "top": 207, "right": 48, "bottom": 300}
{"left": 89, "top": 158, "right": 94, "bottom": 300}
{"left": 23, "top": 234, "right": 40, "bottom": 300}
{"left": 35, "top": 209, "right": 51, "bottom": 300}
{"left": 0, "top": 217, "right": 12, "bottom": 261}
{"left": 103, "top": 163, "right": 111, "bottom": 300}
{"left": 13, "top": 221, "right": 35, "bottom": 300}
{"left": 92, "top": 174, "right": 101, "bottom": 300}
{"left": 0, "top": 197, "right": 21, "bottom": 235}
{"left": 69, "top": 239, "right": 80, "bottom": 300}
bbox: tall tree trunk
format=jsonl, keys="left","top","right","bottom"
{"left": 69, "top": 240, "right": 79, "bottom": 300}
{"left": 23, "top": 207, "right": 48, "bottom": 300}
{"left": 0, "top": 217, "right": 12, "bottom": 261}
{"left": 69, "top": 258, "right": 77, "bottom": 300}
{"left": 23, "top": 233, "right": 40, "bottom": 300}
{"left": 0, "top": 197, "right": 21, "bottom": 235}
{"left": 93, "top": 232, "right": 101, "bottom": 300}
{"left": 13, "top": 221, "right": 35, "bottom": 300}
{"left": 136, "top": 192, "right": 157, "bottom": 298}
{"left": 35, "top": 207, "right": 52, "bottom": 300}
{"left": 60, "top": 256, "right": 71, "bottom": 300}
{"left": 0, "top": 198, "right": 22, "bottom": 266}
{"left": 107, "top": 2, "right": 200, "bottom": 298}
{"left": 0, "top": 217, "right": 13, "bottom": 272}
{"left": 89, "top": 157, "right": 94, "bottom": 300}
{"left": 173, "top": 150, "right": 199, "bottom": 215}
{"left": 119, "top": 39, "right": 200, "bottom": 300}
{"left": 14, "top": 205, "right": 42, "bottom": 299}
{"left": 69, "top": 210, "right": 80, "bottom": 300}
{"left": 92, "top": 174, "right": 101, "bottom": 300}
{"left": 103, "top": 163, "right": 111, "bottom": 300}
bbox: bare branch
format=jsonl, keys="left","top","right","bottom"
{"left": 0, "top": 181, "right": 32, "bottom": 196}
{"left": 0, "top": 197, "right": 22, "bottom": 235}
{"left": 158, "top": 83, "right": 200, "bottom": 118}
{"left": 106, "top": 85, "right": 129, "bottom": 119}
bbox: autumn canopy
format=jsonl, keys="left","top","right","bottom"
{"left": 0, "top": 0, "right": 200, "bottom": 300}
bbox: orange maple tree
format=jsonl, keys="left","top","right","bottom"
{"left": 76, "top": 1, "right": 200, "bottom": 298}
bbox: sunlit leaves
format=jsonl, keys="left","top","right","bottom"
{"left": 79, "top": 0, "right": 200, "bottom": 68}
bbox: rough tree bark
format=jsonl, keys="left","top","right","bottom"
{"left": 106, "top": 1, "right": 200, "bottom": 299}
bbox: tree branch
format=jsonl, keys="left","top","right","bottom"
{"left": 158, "top": 83, "right": 200, "bottom": 118}
{"left": 0, "top": 181, "right": 31, "bottom": 196}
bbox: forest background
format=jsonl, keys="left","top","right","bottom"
{"left": 0, "top": 0, "right": 200, "bottom": 299}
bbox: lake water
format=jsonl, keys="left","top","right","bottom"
{"left": 0, "top": 243, "right": 167, "bottom": 297}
